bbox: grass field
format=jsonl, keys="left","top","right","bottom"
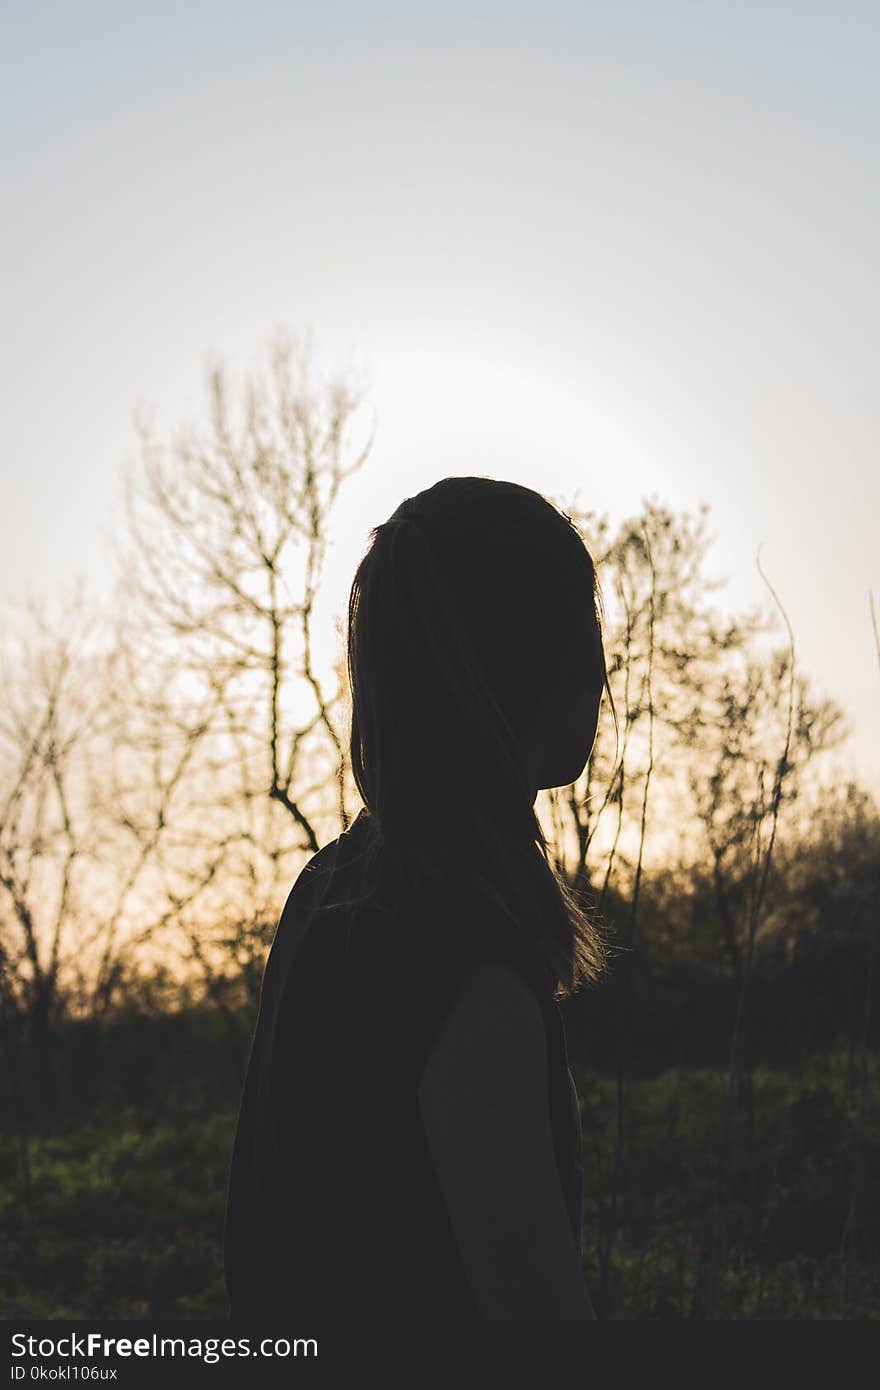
{"left": 2, "top": 1044, "right": 876, "bottom": 1320}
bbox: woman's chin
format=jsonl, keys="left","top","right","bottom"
{"left": 540, "top": 750, "right": 589, "bottom": 791}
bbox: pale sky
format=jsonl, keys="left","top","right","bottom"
{"left": 2, "top": 2, "right": 878, "bottom": 793}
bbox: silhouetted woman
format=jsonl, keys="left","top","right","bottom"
{"left": 223, "top": 476, "right": 616, "bottom": 1319}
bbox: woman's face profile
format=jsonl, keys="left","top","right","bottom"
{"left": 521, "top": 667, "right": 604, "bottom": 796}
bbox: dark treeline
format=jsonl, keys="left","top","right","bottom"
{"left": 570, "top": 854, "right": 880, "bottom": 1073}
{"left": 3, "top": 840, "right": 875, "bottom": 1130}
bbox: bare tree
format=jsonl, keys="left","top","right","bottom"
{"left": 685, "top": 633, "right": 846, "bottom": 1001}
{"left": 539, "top": 494, "right": 851, "bottom": 1313}
{"left": 0, "top": 586, "right": 107, "bottom": 1044}
{"left": 543, "top": 497, "right": 765, "bottom": 911}
{"left": 110, "top": 330, "right": 374, "bottom": 1007}
{"left": 541, "top": 496, "right": 768, "bottom": 1309}
{"left": 0, "top": 581, "right": 213, "bottom": 1031}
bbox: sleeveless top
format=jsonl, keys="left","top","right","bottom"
{"left": 223, "top": 807, "right": 584, "bottom": 1319}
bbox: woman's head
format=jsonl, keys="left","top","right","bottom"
{"left": 346, "top": 476, "right": 615, "bottom": 995}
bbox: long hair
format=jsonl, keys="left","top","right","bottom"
{"left": 346, "top": 476, "right": 616, "bottom": 998}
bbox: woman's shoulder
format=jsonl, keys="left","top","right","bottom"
{"left": 374, "top": 866, "right": 550, "bottom": 1067}
{"left": 431, "top": 871, "right": 551, "bottom": 991}
{"left": 273, "top": 810, "right": 550, "bottom": 1003}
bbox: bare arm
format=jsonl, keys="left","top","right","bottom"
{"left": 417, "top": 960, "right": 595, "bottom": 1319}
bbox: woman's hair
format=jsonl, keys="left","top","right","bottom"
{"left": 346, "top": 476, "right": 616, "bottom": 998}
